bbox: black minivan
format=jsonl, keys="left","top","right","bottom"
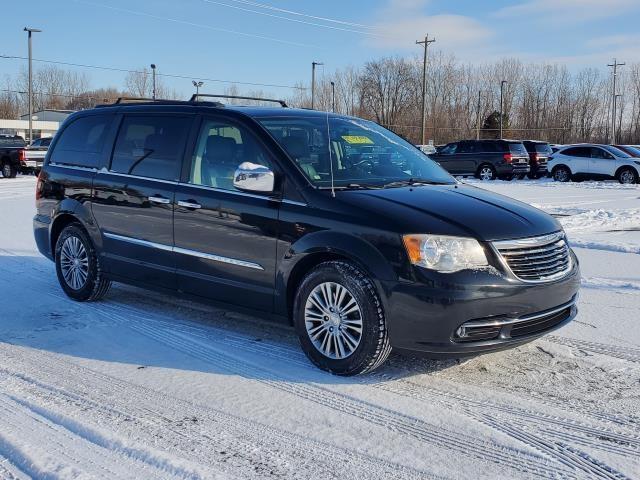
{"left": 34, "top": 97, "right": 580, "bottom": 375}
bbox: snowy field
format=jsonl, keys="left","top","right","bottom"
{"left": 0, "top": 174, "right": 639, "bottom": 479}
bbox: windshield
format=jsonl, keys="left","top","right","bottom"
{"left": 257, "top": 115, "right": 455, "bottom": 188}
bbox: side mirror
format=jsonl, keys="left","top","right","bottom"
{"left": 233, "top": 162, "right": 275, "bottom": 193}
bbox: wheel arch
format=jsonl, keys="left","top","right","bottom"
{"left": 615, "top": 164, "right": 639, "bottom": 181}
{"left": 49, "top": 200, "right": 99, "bottom": 255}
{"left": 551, "top": 163, "right": 572, "bottom": 174}
{"left": 277, "top": 232, "right": 397, "bottom": 323}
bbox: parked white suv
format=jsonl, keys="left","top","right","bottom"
{"left": 548, "top": 144, "right": 639, "bottom": 184}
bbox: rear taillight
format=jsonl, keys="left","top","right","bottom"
{"left": 531, "top": 153, "right": 538, "bottom": 162}
{"left": 503, "top": 153, "right": 512, "bottom": 163}
{"left": 18, "top": 149, "right": 26, "bottom": 162}
{"left": 35, "top": 170, "right": 43, "bottom": 201}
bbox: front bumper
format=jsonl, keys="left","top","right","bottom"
{"left": 384, "top": 251, "right": 580, "bottom": 357}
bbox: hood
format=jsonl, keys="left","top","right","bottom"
{"left": 338, "top": 184, "right": 561, "bottom": 242}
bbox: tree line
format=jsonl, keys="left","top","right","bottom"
{"left": 2, "top": 53, "right": 640, "bottom": 145}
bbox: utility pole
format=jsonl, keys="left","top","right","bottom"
{"left": 499, "top": 80, "right": 507, "bottom": 139}
{"left": 416, "top": 34, "right": 435, "bottom": 145}
{"left": 476, "top": 90, "right": 482, "bottom": 140}
{"left": 192, "top": 80, "right": 204, "bottom": 98}
{"left": 24, "top": 27, "right": 42, "bottom": 144}
{"left": 330, "top": 81, "right": 335, "bottom": 112}
{"left": 150, "top": 64, "right": 157, "bottom": 99}
{"left": 311, "top": 61, "right": 323, "bottom": 109}
{"left": 608, "top": 58, "right": 625, "bottom": 144}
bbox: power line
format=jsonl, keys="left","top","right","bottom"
{"left": 225, "top": 0, "right": 378, "bottom": 29}
{"left": 71, "top": 0, "right": 317, "bottom": 48}
{"left": 0, "top": 54, "right": 306, "bottom": 90}
{"left": 200, "top": 0, "right": 382, "bottom": 36}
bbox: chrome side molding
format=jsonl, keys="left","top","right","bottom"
{"left": 103, "top": 232, "right": 264, "bottom": 270}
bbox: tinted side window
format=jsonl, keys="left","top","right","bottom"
{"left": 440, "top": 143, "right": 457, "bottom": 155}
{"left": 110, "top": 115, "right": 191, "bottom": 181}
{"left": 562, "top": 147, "right": 589, "bottom": 157}
{"left": 458, "top": 142, "right": 477, "bottom": 154}
{"left": 479, "top": 141, "right": 500, "bottom": 153}
{"left": 49, "top": 115, "right": 112, "bottom": 167}
{"left": 591, "top": 147, "right": 613, "bottom": 159}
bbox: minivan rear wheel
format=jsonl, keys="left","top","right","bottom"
{"left": 55, "top": 223, "right": 111, "bottom": 301}
{"left": 293, "top": 261, "right": 391, "bottom": 375}
{"left": 476, "top": 165, "right": 496, "bottom": 181}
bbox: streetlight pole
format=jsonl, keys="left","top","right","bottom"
{"left": 311, "top": 61, "right": 323, "bottom": 110}
{"left": 24, "top": 27, "right": 42, "bottom": 143}
{"left": 416, "top": 34, "right": 435, "bottom": 146}
{"left": 613, "top": 93, "right": 622, "bottom": 144}
{"left": 192, "top": 80, "right": 204, "bottom": 99}
{"left": 608, "top": 59, "right": 625, "bottom": 144}
{"left": 330, "top": 81, "right": 335, "bottom": 112}
{"left": 499, "top": 80, "right": 507, "bottom": 139}
{"left": 150, "top": 64, "right": 157, "bottom": 99}
{"left": 476, "top": 90, "right": 482, "bottom": 140}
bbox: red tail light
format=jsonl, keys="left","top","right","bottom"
{"left": 35, "top": 170, "right": 43, "bottom": 201}
{"left": 531, "top": 153, "right": 538, "bottom": 162}
{"left": 18, "top": 149, "right": 26, "bottom": 162}
{"left": 503, "top": 153, "right": 512, "bottom": 163}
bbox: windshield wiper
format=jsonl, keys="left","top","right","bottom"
{"left": 381, "top": 178, "right": 448, "bottom": 188}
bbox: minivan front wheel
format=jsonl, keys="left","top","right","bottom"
{"left": 294, "top": 261, "right": 391, "bottom": 375}
{"left": 476, "top": 165, "right": 496, "bottom": 181}
{"left": 55, "top": 223, "right": 111, "bottom": 301}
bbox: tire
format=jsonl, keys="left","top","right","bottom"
{"left": 1, "top": 162, "right": 17, "bottom": 179}
{"left": 293, "top": 261, "right": 391, "bottom": 376}
{"left": 517, "top": 173, "right": 526, "bottom": 180}
{"left": 55, "top": 223, "right": 111, "bottom": 302}
{"left": 476, "top": 164, "right": 496, "bottom": 181}
{"left": 553, "top": 166, "right": 571, "bottom": 182}
{"left": 617, "top": 167, "right": 638, "bottom": 185}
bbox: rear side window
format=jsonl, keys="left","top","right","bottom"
{"left": 478, "top": 141, "right": 501, "bottom": 153}
{"left": 562, "top": 147, "right": 590, "bottom": 157}
{"left": 49, "top": 115, "right": 112, "bottom": 167}
{"left": 110, "top": 115, "right": 192, "bottom": 181}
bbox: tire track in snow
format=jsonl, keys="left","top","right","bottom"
{"left": 0, "top": 347, "right": 430, "bottom": 480}
{"left": 545, "top": 336, "right": 640, "bottom": 364}
{"left": 85, "top": 302, "right": 571, "bottom": 479}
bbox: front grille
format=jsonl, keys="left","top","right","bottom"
{"left": 493, "top": 232, "right": 571, "bottom": 282}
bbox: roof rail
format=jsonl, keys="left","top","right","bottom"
{"left": 97, "top": 97, "right": 224, "bottom": 108}
{"left": 114, "top": 97, "right": 162, "bottom": 104}
{"left": 190, "top": 94, "right": 288, "bottom": 108}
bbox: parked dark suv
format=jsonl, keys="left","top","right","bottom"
{"left": 522, "top": 140, "right": 553, "bottom": 179}
{"left": 34, "top": 97, "right": 580, "bottom": 375}
{"left": 430, "top": 139, "right": 530, "bottom": 180}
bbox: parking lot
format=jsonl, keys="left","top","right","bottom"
{"left": 0, "top": 174, "right": 638, "bottom": 479}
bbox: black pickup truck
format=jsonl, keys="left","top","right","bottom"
{"left": 0, "top": 135, "right": 27, "bottom": 178}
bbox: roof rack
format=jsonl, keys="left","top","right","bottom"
{"left": 98, "top": 97, "right": 225, "bottom": 108}
{"left": 190, "top": 94, "right": 288, "bottom": 108}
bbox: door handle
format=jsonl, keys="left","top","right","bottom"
{"left": 177, "top": 200, "right": 202, "bottom": 209}
{"left": 149, "top": 196, "right": 171, "bottom": 204}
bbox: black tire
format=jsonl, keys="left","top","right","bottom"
{"left": 55, "top": 223, "right": 111, "bottom": 302}
{"left": 1, "top": 162, "right": 17, "bottom": 179}
{"left": 617, "top": 167, "right": 638, "bottom": 185}
{"left": 293, "top": 261, "right": 391, "bottom": 376}
{"left": 553, "top": 166, "right": 571, "bottom": 182}
{"left": 476, "top": 164, "right": 496, "bottom": 181}
{"left": 516, "top": 173, "right": 526, "bottom": 180}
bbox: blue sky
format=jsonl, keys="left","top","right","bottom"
{"left": 2, "top": 0, "right": 639, "bottom": 98}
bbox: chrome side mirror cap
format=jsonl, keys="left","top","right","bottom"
{"left": 233, "top": 162, "right": 275, "bottom": 193}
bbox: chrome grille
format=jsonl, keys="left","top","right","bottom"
{"left": 493, "top": 232, "right": 571, "bottom": 282}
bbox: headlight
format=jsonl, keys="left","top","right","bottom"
{"left": 402, "top": 234, "right": 488, "bottom": 272}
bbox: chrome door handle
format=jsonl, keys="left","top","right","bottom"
{"left": 149, "top": 196, "right": 171, "bottom": 204}
{"left": 177, "top": 200, "right": 202, "bottom": 209}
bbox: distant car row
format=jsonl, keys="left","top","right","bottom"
{"left": 0, "top": 135, "right": 50, "bottom": 178}
{"left": 423, "top": 139, "right": 640, "bottom": 184}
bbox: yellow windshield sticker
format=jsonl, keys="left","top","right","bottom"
{"left": 341, "top": 135, "right": 374, "bottom": 145}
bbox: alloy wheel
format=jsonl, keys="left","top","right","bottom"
{"left": 554, "top": 169, "right": 569, "bottom": 182}
{"left": 59, "top": 236, "right": 89, "bottom": 290}
{"left": 620, "top": 170, "right": 635, "bottom": 184}
{"left": 479, "top": 167, "right": 494, "bottom": 181}
{"left": 304, "top": 282, "right": 363, "bottom": 360}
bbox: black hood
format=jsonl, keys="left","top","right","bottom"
{"left": 338, "top": 183, "right": 561, "bottom": 242}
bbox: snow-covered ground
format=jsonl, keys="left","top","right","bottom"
{"left": 0, "top": 174, "right": 639, "bottom": 479}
